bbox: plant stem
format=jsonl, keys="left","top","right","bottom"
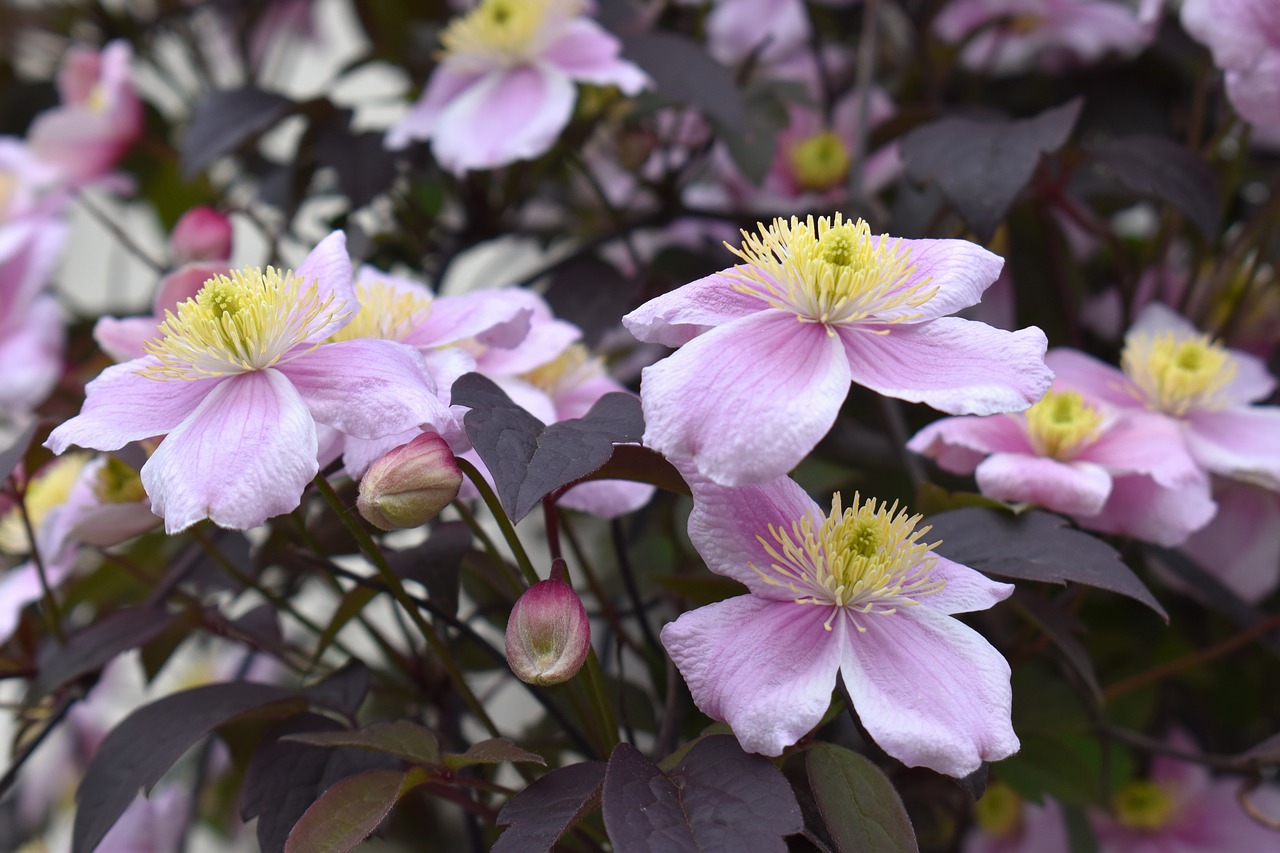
{"left": 455, "top": 457, "right": 540, "bottom": 586}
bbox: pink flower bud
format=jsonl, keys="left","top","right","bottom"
{"left": 356, "top": 433, "right": 461, "bottom": 531}
{"left": 169, "top": 207, "right": 233, "bottom": 264}
{"left": 505, "top": 578, "right": 591, "bottom": 686}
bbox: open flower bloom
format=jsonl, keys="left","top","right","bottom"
{"left": 963, "top": 782, "right": 1071, "bottom": 853}
{"left": 385, "top": 0, "right": 649, "bottom": 173}
{"left": 624, "top": 214, "right": 1052, "bottom": 486}
{"left": 908, "top": 363, "right": 1217, "bottom": 546}
{"left": 661, "top": 472, "right": 1019, "bottom": 776}
{"left": 45, "top": 233, "right": 456, "bottom": 533}
{"left": 1182, "top": 0, "right": 1280, "bottom": 148}
{"left": 1049, "top": 303, "right": 1280, "bottom": 491}
{"left": 0, "top": 213, "right": 66, "bottom": 421}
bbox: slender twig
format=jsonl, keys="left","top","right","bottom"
{"left": 75, "top": 193, "right": 166, "bottom": 273}
{"left": 611, "top": 518, "right": 662, "bottom": 655}
{"left": 16, "top": 490, "right": 64, "bottom": 644}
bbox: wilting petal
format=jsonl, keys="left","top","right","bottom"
{"left": 1182, "top": 479, "right": 1280, "bottom": 604}
{"left": 923, "top": 555, "right": 1015, "bottom": 615}
{"left": 841, "top": 318, "right": 1051, "bottom": 416}
{"left": 1045, "top": 348, "right": 1136, "bottom": 408}
{"left": 1080, "top": 472, "right": 1216, "bottom": 548}
{"left": 295, "top": 231, "right": 356, "bottom": 341}
{"left": 142, "top": 370, "right": 317, "bottom": 533}
{"left": 976, "top": 454, "right": 1112, "bottom": 516}
{"left": 622, "top": 272, "right": 768, "bottom": 347}
{"left": 662, "top": 596, "right": 843, "bottom": 756}
{"left": 1184, "top": 406, "right": 1280, "bottom": 489}
{"left": 872, "top": 237, "right": 1004, "bottom": 323}
{"left": 907, "top": 414, "right": 1032, "bottom": 475}
{"left": 641, "top": 310, "right": 850, "bottom": 486}
{"left": 543, "top": 18, "right": 649, "bottom": 93}
{"left": 839, "top": 607, "right": 1018, "bottom": 778}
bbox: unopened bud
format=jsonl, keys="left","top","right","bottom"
{"left": 356, "top": 432, "right": 462, "bottom": 531}
{"left": 505, "top": 578, "right": 591, "bottom": 686}
{"left": 169, "top": 206, "right": 232, "bottom": 264}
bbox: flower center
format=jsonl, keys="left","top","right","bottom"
{"left": 0, "top": 454, "right": 90, "bottom": 554}
{"left": 521, "top": 344, "right": 603, "bottom": 398}
{"left": 93, "top": 457, "right": 147, "bottom": 505}
{"left": 751, "top": 492, "right": 945, "bottom": 631}
{"left": 1113, "top": 780, "right": 1175, "bottom": 831}
{"left": 788, "top": 131, "right": 851, "bottom": 192}
{"left": 440, "top": 0, "right": 574, "bottom": 66}
{"left": 726, "top": 214, "right": 936, "bottom": 332}
{"left": 974, "top": 782, "right": 1022, "bottom": 837}
{"left": 1121, "top": 330, "right": 1237, "bottom": 416}
{"left": 330, "top": 279, "right": 434, "bottom": 343}
{"left": 1003, "top": 13, "right": 1044, "bottom": 34}
{"left": 1024, "top": 390, "right": 1104, "bottom": 460}
{"left": 140, "top": 266, "right": 347, "bottom": 381}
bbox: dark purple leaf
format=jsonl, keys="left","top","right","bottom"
{"left": 622, "top": 33, "right": 749, "bottom": 133}
{"left": 284, "top": 767, "right": 425, "bottom": 853}
{"left": 181, "top": 86, "right": 294, "bottom": 178}
{"left": 575, "top": 445, "right": 690, "bottom": 496}
{"left": 0, "top": 422, "right": 37, "bottom": 483}
{"left": 901, "top": 99, "right": 1082, "bottom": 238}
{"left": 1082, "top": 136, "right": 1219, "bottom": 236}
{"left": 315, "top": 118, "right": 398, "bottom": 209}
{"left": 1012, "top": 590, "right": 1102, "bottom": 704}
{"left": 443, "top": 738, "right": 545, "bottom": 770}
{"left": 493, "top": 762, "right": 607, "bottom": 853}
{"left": 386, "top": 520, "right": 471, "bottom": 618}
{"left": 231, "top": 603, "right": 285, "bottom": 656}
{"left": 283, "top": 720, "right": 440, "bottom": 766}
{"left": 303, "top": 663, "right": 370, "bottom": 721}
{"left": 602, "top": 737, "right": 802, "bottom": 853}
{"left": 928, "top": 508, "right": 1167, "bottom": 620}
{"left": 806, "top": 744, "right": 918, "bottom": 853}
{"left": 29, "top": 606, "right": 173, "bottom": 702}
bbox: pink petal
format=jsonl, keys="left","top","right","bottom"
{"left": 1078, "top": 410, "right": 1202, "bottom": 488}
{"left": 0, "top": 295, "right": 63, "bottom": 414}
{"left": 340, "top": 429, "right": 417, "bottom": 480}
{"left": 412, "top": 290, "right": 532, "bottom": 349}
{"left": 551, "top": 374, "right": 627, "bottom": 422}
{"left": 976, "top": 454, "right": 1113, "bottom": 516}
{"left": 924, "top": 555, "right": 1015, "bottom": 615}
{"left": 0, "top": 564, "right": 50, "bottom": 643}
{"left": 641, "top": 310, "right": 850, "bottom": 486}
{"left": 45, "top": 361, "right": 220, "bottom": 454}
{"left": 839, "top": 607, "right": 1018, "bottom": 778}
{"left": 142, "top": 370, "right": 318, "bottom": 533}
{"left": 71, "top": 502, "right": 161, "bottom": 547}
{"left": 1184, "top": 406, "right": 1280, "bottom": 489}
{"left": 92, "top": 315, "right": 160, "bottom": 363}
{"left": 475, "top": 290, "right": 580, "bottom": 376}
{"left": 1079, "top": 472, "right": 1216, "bottom": 547}
{"left": 907, "top": 414, "right": 1032, "bottom": 474}
{"left": 558, "top": 479, "right": 656, "bottom": 518}
{"left": 840, "top": 318, "right": 1051, "bottom": 416}
{"left": 543, "top": 18, "right": 649, "bottom": 94}
{"left": 622, "top": 272, "right": 770, "bottom": 347}
{"left": 661, "top": 595, "right": 843, "bottom": 756}
{"left": 871, "top": 237, "right": 1004, "bottom": 323}
{"left": 385, "top": 65, "right": 485, "bottom": 150}
{"left": 151, "top": 262, "right": 228, "bottom": 316}
{"left": 1044, "top": 348, "right": 1137, "bottom": 409}
{"left": 295, "top": 231, "right": 356, "bottom": 341}
{"left": 277, "top": 339, "right": 456, "bottom": 440}
{"left": 1182, "top": 480, "right": 1280, "bottom": 604}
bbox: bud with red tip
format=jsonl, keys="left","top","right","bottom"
{"left": 506, "top": 563, "right": 591, "bottom": 686}
{"left": 169, "top": 206, "right": 233, "bottom": 264}
{"left": 357, "top": 432, "right": 462, "bottom": 531}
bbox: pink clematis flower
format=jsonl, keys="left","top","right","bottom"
{"left": 623, "top": 214, "right": 1053, "bottom": 487}
{"left": 705, "top": 0, "right": 811, "bottom": 66}
{"left": 1178, "top": 477, "right": 1280, "bottom": 604}
{"left": 963, "top": 782, "right": 1071, "bottom": 853}
{"left": 1182, "top": 0, "right": 1280, "bottom": 148}
{"left": 661, "top": 471, "right": 1019, "bottom": 776}
{"left": 385, "top": 0, "right": 649, "bottom": 174}
{"left": 0, "top": 212, "right": 66, "bottom": 421}
{"left": 45, "top": 232, "right": 456, "bottom": 533}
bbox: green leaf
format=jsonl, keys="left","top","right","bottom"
{"left": 284, "top": 767, "right": 427, "bottom": 853}
{"left": 806, "top": 744, "right": 918, "bottom": 853}
{"left": 283, "top": 721, "right": 441, "bottom": 766}
{"left": 443, "top": 737, "right": 546, "bottom": 770}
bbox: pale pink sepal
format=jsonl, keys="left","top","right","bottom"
{"left": 294, "top": 231, "right": 357, "bottom": 341}
{"left": 541, "top": 18, "right": 650, "bottom": 94}
{"left": 1184, "top": 406, "right": 1280, "bottom": 490}
{"left": 907, "top": 414, "right": 1032, "bottom": 474}
{"left": 1182, "top": 479, "right": 1280, "bottom": 604}
{"left": 975, "top": 454, "right": 1112, "bottom": 516}
{"left": 622, "top": 273, "right": 768, "bottom": 348}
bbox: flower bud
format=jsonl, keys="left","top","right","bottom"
{"left": 505, "top": 579, "right": 591, "bottom": 686}
{"left": 169, "top": 206, "right": 233, "bottom": 264}
{"left": 356, "top": 433, "right": 462, "bottom": 531}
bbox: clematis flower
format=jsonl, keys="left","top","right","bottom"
{"left": 45, "top": 232, "right": 456, "bottom": 533}
{"left": 385, "top": 0, "right": 649, "bottom": 174}
{"left": 705, "top": 0, "right": 811, "bottom": 66}
{"left": 963, "top": 782, "right": 1071, "bottom": 853}
{"left": 661, "top": 472, "right": 1019, "bottom": 776}
{"left": 623, "top": 214, "right": 1052, "bottom": 487}
{"left": 1178, "top": 478, "right": 1280, "bottom": 604}
{"left": 1182, "top": 0, "right": 1280, "bottom": 148}
{"left": 0, "top": 213, "right": 66, "bottom": 422}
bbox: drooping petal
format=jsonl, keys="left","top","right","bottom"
{"left": 277, "top": 340, "right": 456, "bottom": 440}
{"left": 922, "top": 555, "right": 1015, "bottom": 615}
{"left": 661, "top": 596, "right": 843, "bottom": 757}
{"left": 1078, "top": 410, "right": 1202, "bottom": 488}
{"left": 907, "top": 414, "right": 1032, "bottom": 475}
{"left": 294, "top": 231, "right": 356, "bottom": 342}
{"left": 641, "top": 310, "right": 850, "bottom": 486}
{"left": 622, "top": 272, "right": 769, "bottom": 347}
{"left": 870, "top": 237, "right": 1004, "bottom": 323}
{"left": 1182, "top": 479, "right": 1280, "bottom": 604}
{"left": 841, "top": 318, "right": 1051, "bottom": 416}
{"left": 839, "top": 607, "right": 1018, "bottom": 778}
{"left": 45, "top": 361, "right": 220, "bottom": 454}
{"left": 1079, "top": 471, "right": 1216, "bottom": 548}
{"left": 542, "top": 18, "right": 649, "bottom": 94}
{"left": 1184, "top": 406, "right": 1280, "bottom": 489}
{"left": 975, "top": 454, "right": 1112, "bottom": 516}
{"left": 1045, "top": 348, "right": 1137, "bottom": 408}
{"left": 141, "top": 370, "right": 318, "bottom": 533}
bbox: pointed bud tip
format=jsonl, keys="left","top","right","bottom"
{"left": 505, "top": 578, "right": 591, "bottom": 686}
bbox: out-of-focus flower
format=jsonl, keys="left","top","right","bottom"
{"left": 45, "top": 233, "right": 456, "bottom": 533}
{"left": 506, "top": 574, "right": 591, "bottom": 685}
{"left": 624, "top": 214, "right": 1052, "bottom": 487}
{"left": 706, "top": 0, "right": 811, "bottom": 66}
{"left": 1182, "top": 0, "right": 1280, "bottom": 148}
{"left": 358, "top": 432, "right": 462, "bottom": 530}
{"left": 0, "top": 214, "right": 66, "bottom": 421}
{"left": 95, "top": 786, "right": 189, "bottom": 853}
{"left": 661, "top": 472, "right": 1019, "bottom": 775}
{"left": 963, "top": 782, "right": 1071, "bottom": 853}
{"left": 385, "top": 0, "right": 649, "bottom": 173}
{"left": 1179, "top": 478, "right": 1280, "bottom": 604}
{"left": 168, "top": 206, "right": 233, "bottom": 265}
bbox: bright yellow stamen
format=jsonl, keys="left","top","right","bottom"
{"left": 1113, "top": 780, "right": 1175, "bottom": 831}
{"left": 440, "top": 0, "right": 577, "bottom": 66}
{"left": 140, "top": 266, "right": 347, "bottom": 381}
{"left": 0, "top": 454, "right": 91, "bottom": 554}
{"left": 330, "top": 280, "right": 434, "bottom": 343}
{"left": 726, "top": 214, "right": 936, "bottom": 333}
{"left": 974, "top": 782, "right": 1023, "bottom": 837}
{"left": 521, "top": 344, "right": 603, "bottom": 397}
{"left": 788, "top": 131, "right": 851, "bottom": 192}
{"left": 1121, "top": 330, "right": 1238, "bottom": 416}
{"left": 1024, "top": 390, "right": 1104, "bottom": 460}
{"left": 751, "top": 492, "right": 945, "bottom": 632}
{"left": 93, "top": 457, "right": 147, "bottom": 505}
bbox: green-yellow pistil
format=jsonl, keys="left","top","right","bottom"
{"left": 440, "top": 0, "right": 571, "bottom": 65}
{"left": 330, "top": 280, "right": 434, "bottom": 343}
{"left": 1113, "top": 780, "right": 1175, "bottom": 831}
{"left": 1121, "top": 330, "right": 1237, "bottom": 417}
{"left": 974, "top": 781, "right": 1022, "bottom": 837}
{"left": 788, "top": 131, "right": 851, "bottom": 192}
{"left": 0, "top": 454, "right": 90, "bottom": 554}
{"left": 140, "top": 266, "right": 346, "bottom": 381}
{"left": 727, "top": 214, "right": 936, "bottom": 333}
{"left": 1024, "top": 390, "right": 1104, "bottom": 460}
{"left": 751, "top": 493, "right": 945, "bottom": 632}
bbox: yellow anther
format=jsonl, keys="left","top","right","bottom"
{"left": 331, "top": 280, "right": 434, "bottom": 343}
{"left": 1113, "top": 780, "right": 1175, "bottom": 831}
{"left": 1024, "top": 390, "right": 1104, "bottom": 460}
{"left": 1122, "top": 329, "right": 1237, "bottom": 416}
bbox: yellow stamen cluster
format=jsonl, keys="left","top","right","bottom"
{"left": 140, "top": 266, "right": 347, "bottom": 381}
{"left": 93, "top": 457, "right": 147, "bottom": 505}
{"left": 788, "top": 131, "right": 851, "bottom": 192}
{"left": 752, "top": 493, "right": 945, "bottom": 631}
{"left": 1121, "top": 330, "right": 1237, "bottom": 416}
{"left": 0, "top": 454, "right": 91, "bottom": 554}
{"left": 521, "top": 344, "right": 603, "bottom": 397}
{"left": 331, "top": 280, "right": 434, "bottom": 343}
{"left": 1113, "top": 780, "right": 1175, "bottom": 831}
{"left": 1024, "top": 390, "right": 1104, "bottom": 460}
{"left": 974, "top": 782, "right": 1023, "bottom": 837}
{"left": 440, "top": 0, "right": 574, "bottom": 66}
{"left": 727, "top": 214, "right": 936, "bottom": 332}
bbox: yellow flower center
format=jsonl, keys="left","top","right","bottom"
{"left": 0, "top": 453, "right": 91, "bottom": 554}
{"left": 440, "top": 0, "right": 577, "bottom": 66}
{"left": 93, "top": 457, "right": 147, "bottom": 505}
{"left": 1024, "top": 390, "right": 1104, "bottom": 460}
{"left": 139, "top": 266, "right": 347, "bottom": 381}
{"left": 1121, "top": 330, "right": 1238, "bottom": 417}
{"left": 974, "top": 781, "right": 1023, "bottom": 837}
{"left": 727, "top": 214, "right": 936, "bottom": 332}
{"left": 330, "top": 279, "right": 434, "bottom": 343}
{"left": 1114, "top": 780, "right": 1175, "bottom": 831}
{"left": 788, "top": 131, "right": 851, "bottom": 192}
{"left": 751, "top": 492, "right": 945, "bottom": 631}
{"left": 521, "top": 344, "right": 603, "bottom": 398}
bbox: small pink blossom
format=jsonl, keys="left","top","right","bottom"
{"left": 662, "top": 471, "right": 1019, "bottom": 776}
{"left": 1182, "top": 0, "right": 1280, "bottom": 148}
{"left": 962, "top": 783, "right": 1071, "bottom": 853}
